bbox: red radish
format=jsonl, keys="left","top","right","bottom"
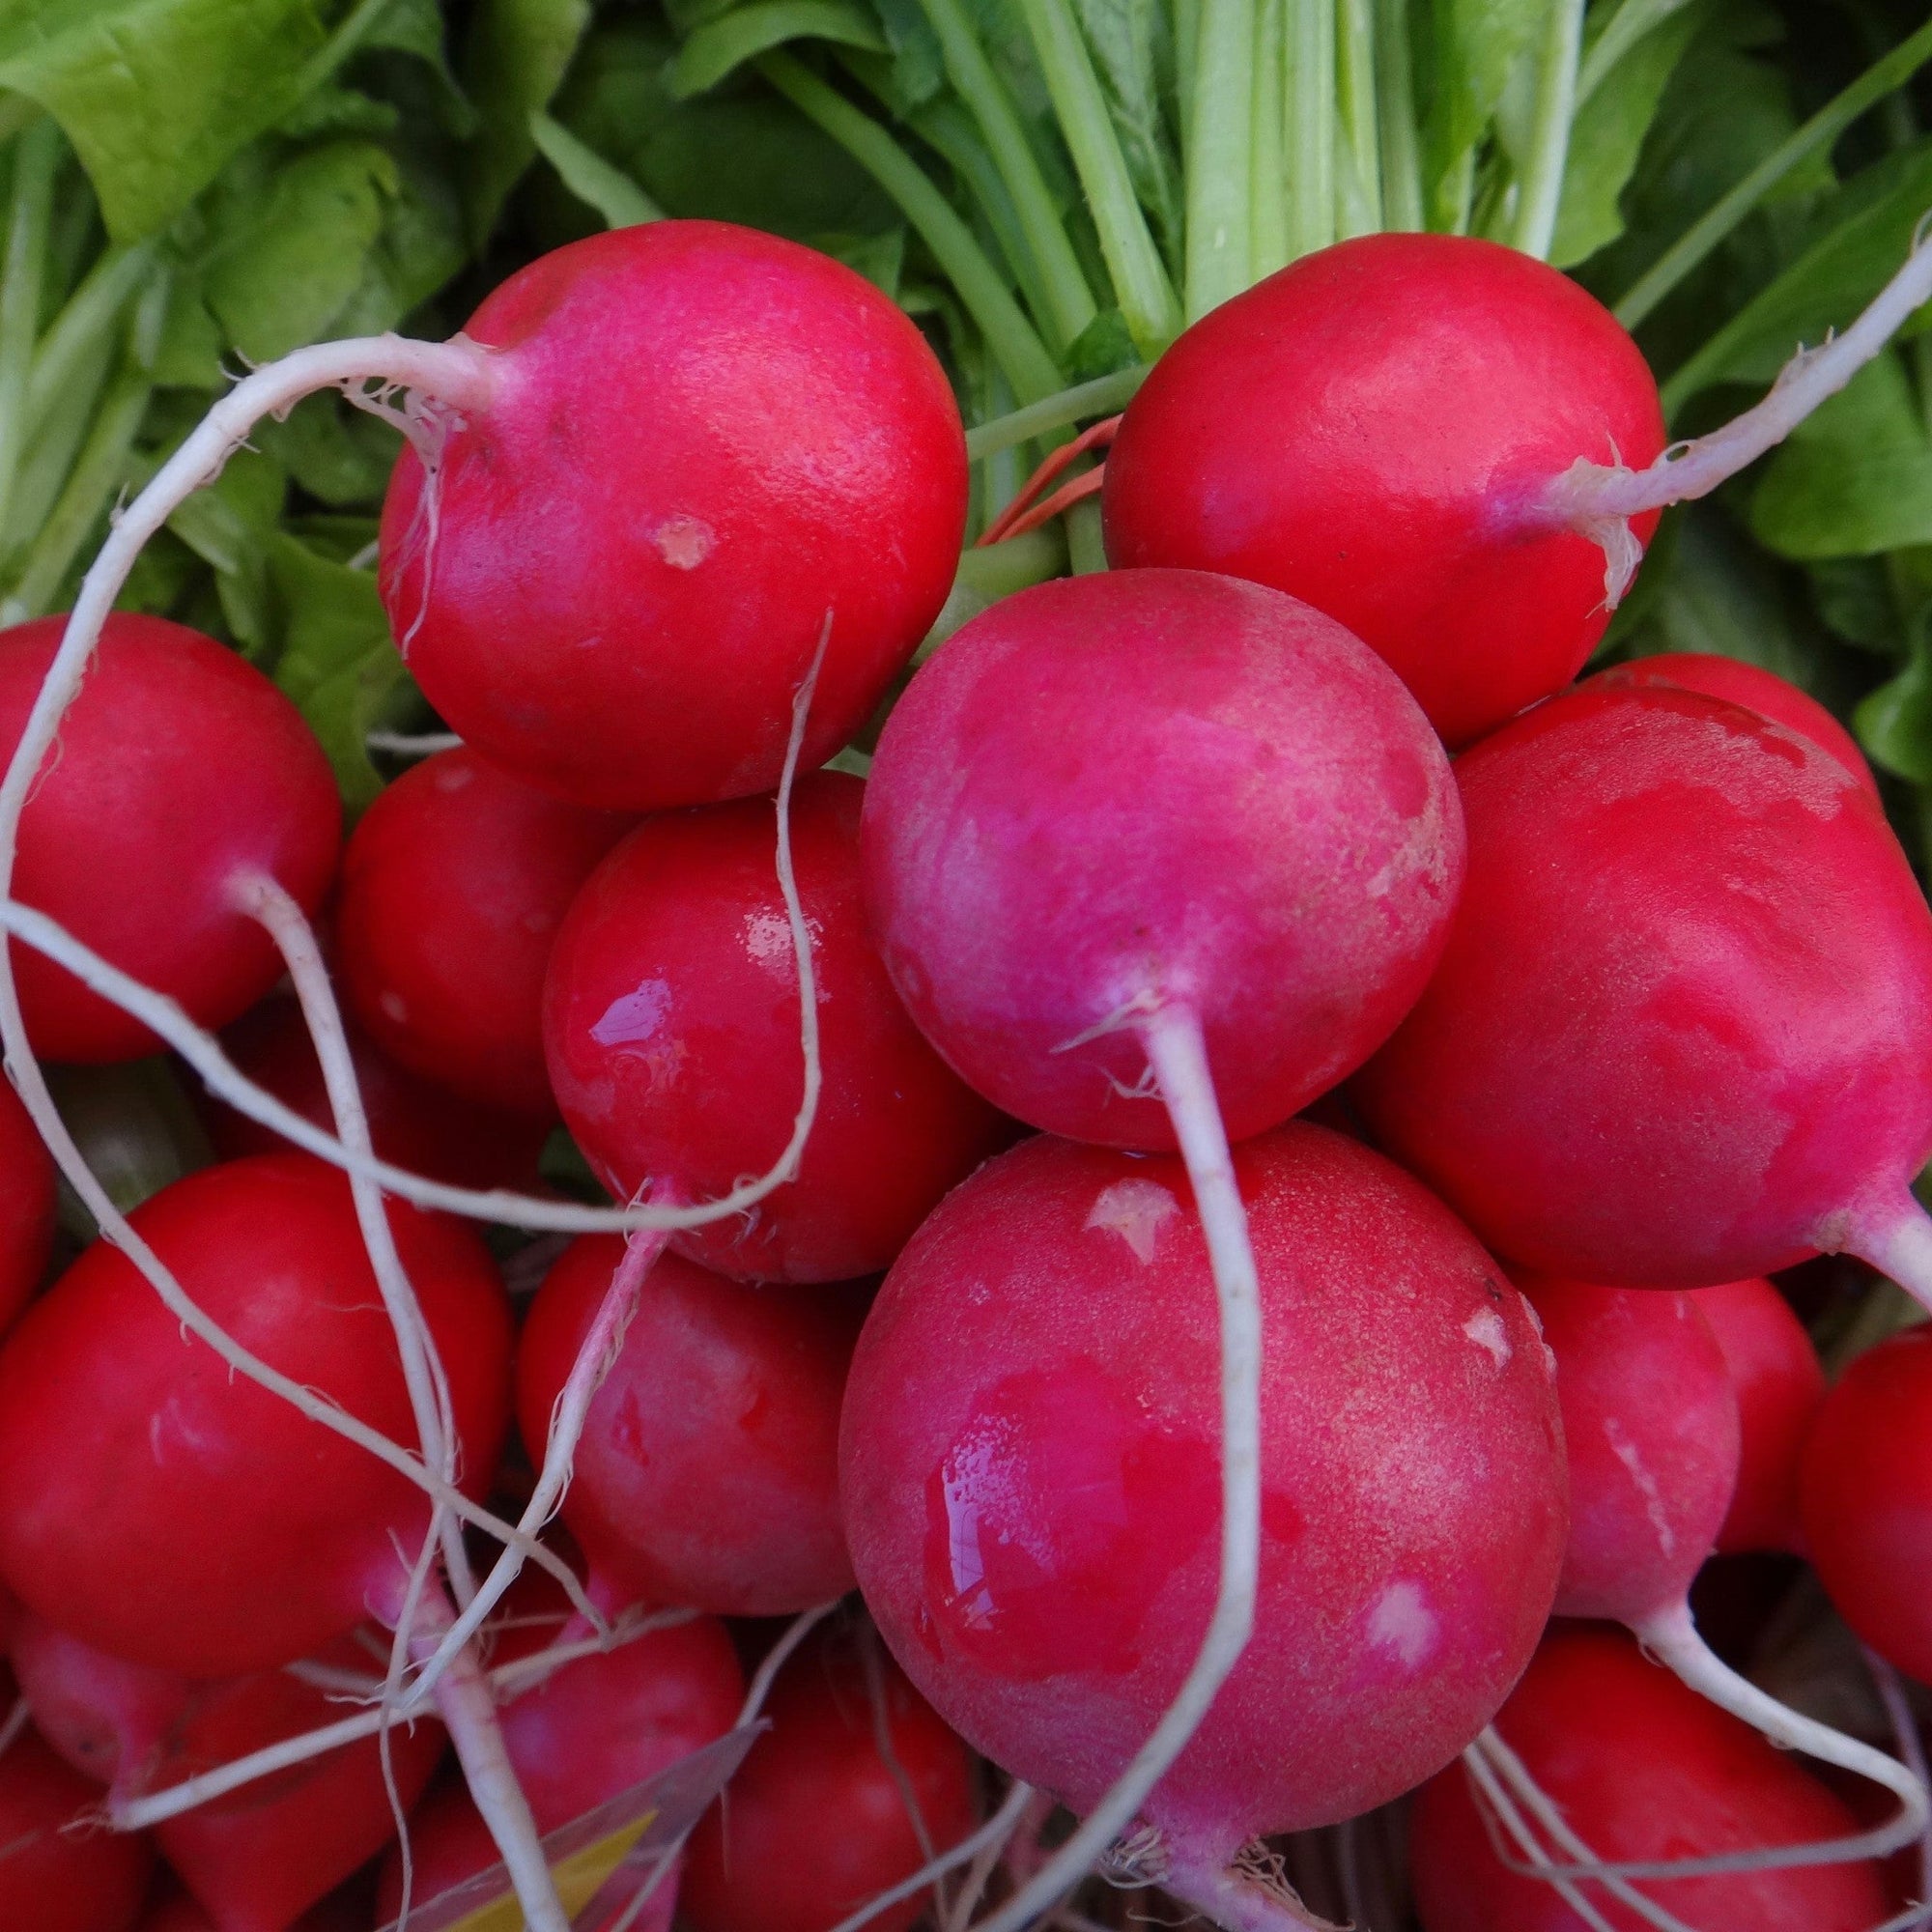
{"left": 1582, "top": 655, "right": 1878, "bottom": 797}
{"left": 517, "top": 1236, "right": 864, "bottom": 1613}
{"left": 841, "top": 1125, "right": 1566, "bottom": 1918}
{"left": 545, "top": 772, "right": 1009, "bottom": 1283}
{"left": 1412, "top": 1627, "right": 1892, "bottom": 1932}
{"left": 377, "top": 222, "right": 966, "bottom": 811}
{"left": 336, "top": 750, "right": 632, "bottom": 1117}
{"left": 681, "top": 1631, "right": 978, "bottom": 1932}
{"left": 375, "top": 1570, "right": 742, "bottom": 1919}
{"left": 1352, "top": 685, "right": 1932, "bottom": 1298}
{"left": 0, "top": 1716, "right": 155, "bottom": 1932}
{"left": 12, "top": 1613, "right": 443, "bottom": 1932}
{"left": 0, "top": 1152, "right": 511, "bottom": 1676}
{"left": 0, "top": 1074, "right": 53, "bottom": 1331}
{"left": 135, "top": 1896, "right": 217, "bottom": 1932}
{"left": 1801, "top": 1326, "right": 1932, "bottom": 1684}
{"left": 0, "top": 614, "right": 338, "bottom": 1064}
{"left": 1692, "top": 1279, "right": 1824, "bottom": 1557}
{"left": 1101, "top": 236, "right": 1666, "bottom": 746}
{"left": 203, "top": 990, "right": 551, "bottom": 1194}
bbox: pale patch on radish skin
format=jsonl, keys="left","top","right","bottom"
{"left": 1463, "top": 1308, "right": 1512, "bottom": 1367}
{"left": 1084, "top": 1179, "right": 1179, "bottom": 1263}
{"left": 1366, "top": 1581, "right": 1440, "bottom": 1671}
{"left": 1603, "top": 1416, "right": 1677, "bottom": 1558}
{"left": 591, "top": 980, "right": 673, "bottom": 1047}
{"left": 653, "top": 515, "right": 716, "bottom": 569}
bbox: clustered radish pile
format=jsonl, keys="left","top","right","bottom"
{"left": 1, "top": 206, "right": 1932, "bottom": 1932}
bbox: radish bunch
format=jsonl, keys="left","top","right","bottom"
{"left": 0, "top": 200, "right": 1926, "bottom": 1932}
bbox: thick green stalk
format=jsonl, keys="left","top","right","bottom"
{"left": 756, "top": 55, "right": 1063, "bottom": 402}
{"left": 1251, "top": 0, "right": 1289, "bottom": 278}
{"left": 293, "top": 0, "right": 404, "bottom": 99}
{"left": 1372, "top": 0, "right": 1422, "bottom": 229}
{"left": 1065, "top": 497, "right": 1107, "bottom": 572}
{"left": 1576, "top": 0, "right": 1693, "bottom": 106}
{"left": 1615, "top": 14, "right": 1932, "bottom": 328}
{"left": 1335, "top": 0, "right": 1379, "bottom": 238}
{"left": 1177, "top": 0, "right": 1201, "bottom": 163}
{"left": 0, "top": 121, "right": 60, "bottom": 543}
{"left": 5, "top": 332, "right": 113, "bottom": 569}
{"left": 1014, "top": 0, "right": 1183, "bottom": 353}
{"left": 916, "top": 0, "right": 1097, "bottom": 353}
{"left": 1186, "top": 0, "right": 1257, "bottom": 318}
{"left": 22, "top": 240, "right": 156, "bottom": 447}
{"left": 1510, "top": 0, "right": 1584, "bottom": 259}
{"left": 965, "top": 364, "right": 1150, "bottom": 460}
{"left": 1285, "top": 0, "right": 1336, "bottom": 259}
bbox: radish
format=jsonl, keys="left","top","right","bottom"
{"left": 1099, "top": 231, "right": 1932, "bottom": 747}
{"left": 1352, "top": 683, "right": 1932, "bottom": 1301}
{"left": 841, "top": 1124, "right": 1566, "bottom": 1926}
{"left": 336, "top": 749, "right": 633, "bottom": 1118}
{"left": 1691, "top": 1279, "right": 1824, "bottom": 1557}
{"left": 1581, "top": 655, "right": 1878, "bottom": 798}
{"left": 681, "top": 1628, "right": 979, "bottom": 1932}
{"left": 0, "top": 614, "right": 338, "bottom": 1063}
{"left": 0, "top": 1714, "right": 156, "bottom": 1932}
{"left": 0, "top": 1073, "right": 53, "bottom": 1332}
{"left": 857, "top": 566, "right": 1466, "bottom": 1925}
{"left": 545, "top": 771, "right": 1009, "bottom": 1283}
{"left": 12, "top": 1612, "right": 443, "bottom": 1932}
{"left": 1412, "top": 1626, "right": 1893, "bottom": 1932}
{"left": 1801, "top": 1326, "right": 1932, "bottom": 1687}
{"left": 516, "top": 1236, "right": 864, "bottom": 1613}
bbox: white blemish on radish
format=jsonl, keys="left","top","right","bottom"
{"left": 1367, "top": 1580, "right": 1438, "bottom": 1670}
{"left": 432, "top": 761, "right": 474, "bottom": 794}
{"left": 590, "top": 980, "right": 672, "bottom": 1047}
{"left": 654, "top": 514, "right": 715, "bottom": 569}
{"left": 1604, "top": 1415, "right": 1676, "bottom": 1555}
{"left": 1084, "top": 1179, "right": 1179, "bottom": 1264}
{"left": 379, "top": 990, "right": 408, "bottom": 1025}
{"left": 1463, "top": 1307, "right": 1511, "bottom": 1367}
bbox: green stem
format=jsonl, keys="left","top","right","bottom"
{"left": 0, "top": 120, "right": 60, "bottom": 542}
{"left": 1251, "top": 0, "right": 1289, "bottom": 278}
{"left": 1576, "top": 0, "right": 1693, "bottom": 107}
{"left": 293, "top": 0, "right": 400, "bottom": 99}
{"left": 916, "top": 0, "right": 1097, "bottom": 353}
{"left": 756, "top": 54, "right": 1064, "bottom": 402}
{"left": 5, "top": 331, "right": 113, "bottom": 568}
{"left": 1014, "top": 0, "right": 1183, "bottom": 353}
{"left": 1615, "top": 14, "right": 1932, "bottom": 329}
{"left": 1065, "top": 497, "right": 1107, "bottom": 572}
{"left": 1373, "top": 0, "right": 1422, "bottom": 230}
{"left": 22, "top": 239, "right": 156, "bottom": 447}
{"left": 1334, "top": 0, "right": 1379, "bottom": 238}
{"left": 1285, "top": 0, "right": 1336, "bottom": 260}
{"left": 1186, "top": 0, "right": 1257, "bottom": 319}
{"left": 1435, "top": 146, "right": 1474, "bottom": 235}
{"left": 1510, "top": 0, "right": 1584, "bottom": 260}
{"left": 1177, "top": 0, "right": 1201, "bottom": 163}
{"left": 964, "top": 364, "right": 1150, "bottom": 460}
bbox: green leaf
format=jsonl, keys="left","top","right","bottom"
{"left": 1808, "top": 556, "right": 1902, "bottom": 655}
{"left": 360, "top": 0, "right": 478, "bottom": 134}
{"left": 810, "top": 227, "right": 907, "bottom": 295}
{"left": 670, "top": 0, "right": 889, "bottom": 99}
{"left": 253, "top": 392, "right": 402, "bottom": 507}
{"left": 529, "top": 109, "right": 663, "bottom": 226}
{"left": 327, "top": 144, "right": 468, "bottom": 336}
{"left": 203, "top": 141, "right": 398, "bottom": 362}
{"left": 1065, "top": 303, "right": 1136, "bottom": 376}
{"left": 277, "top": 83, "right": 404, "bottom": 139}
{"left": 1550, "top": 0, "right": 1705, "bottom": 268}
{"left": 0, "top": 0, "right": 327, "bottom": 240}
{"left": 1068, "top": 0, "right": 1181, "bottom": 256}
{"left": 163, "top": 446, "right": 287, "bottom": 655}
{"left": 1422, "top": 0, "right": 1545, "bottom": 220}
{"left": 459, "top": 0, "right": 593, "bottom": 244}
{"left": 1857, "top": 627, "right": 1932, "bottom": 785}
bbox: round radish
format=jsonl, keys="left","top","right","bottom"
{"left": 681, "top": 1630, "right": 978, "bottom": 1932}
{"left": 0, "top": 1074, "right": 53, "bottom": 1332}
{"left": 1352, "top": 684, "right": 1932, "bottom": 1293}
{"left": 0, "top": 614, "right": 339, "bottom": 1064}
{"left": 1693, "top": 1279, "right": 1824, "bottom": 1557}
{"left": 0, "top": 1717, "right": 155, "bottom": 1932}
{"left": 1100, "top": 236, "right": 1666, "bottom": 746}
{"left": 13, "top": 1612, "right": 443, "bottom": 1932}
{"left": 516, "top": 1236, "right": 863, "bottom": 1613}
{"left": 1582, "top": 654, "right": 1878, "bottom": 797}
{"left": 860, "top": 569, "right": 1463, "bottom": 1148}
{"left": 545, "top": 772, "right": 1009, "bottom": 1282}
{"left": 841, "top": 1125, "right": 1565, "bottom": 1896}
{"left": 378, "top": 222, "right": 967, "bottom": 811}
{"left": 336, "top": 749, "right": 633, "bottom": 1117}
{"left": 0, "top": 1152, "right": 511, "bottom": 1675}
{"left": 1412, "top": 1626, "right": 1892, "bottom": 1932}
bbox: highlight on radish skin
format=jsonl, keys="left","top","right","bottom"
{"left": 1353, "top": 684, "right": 1932, "bottom": 1301}
{"left": 841, "top": 1125, "right": 1566, "bottom": 1925}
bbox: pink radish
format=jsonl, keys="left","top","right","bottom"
{"left": 1412, "top": 1626, "right": 1893, "bottom": 1932}
{"left": 516, "top": 1236, "right": 864, "bottom": 1613}
{"left": 13, "top": 1612, "right": 443, "bottom": 1932}
{"left": 681, "top": 1629, "right": 979, "bottom": 1932}
{"left": 0, "top": 1074, "right": 53, "bottom": 1333}
{"left": 1692, "top": 1279, "right": 1824, "bottom": 1557}
{"left": 0, "top": 1714, "right": 155, "bottom": 1932}
{"left": 545, "top": 772, "right": 1009, "bottom": 1283}
{"left": 1581, "top": 655, "right": 1878, "bottom": 797}
{"left": 0, "top": 614, "right": 338, "bottom": 1064}
{"left": 1352, "top": 684, "right": 1932, "bottom": 1299}
{"left": 842, "top": 1123, "right": 1565, "bottom": 1924}
{"left": 336, "top": 749, "right": 633, "bottom": 1117}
